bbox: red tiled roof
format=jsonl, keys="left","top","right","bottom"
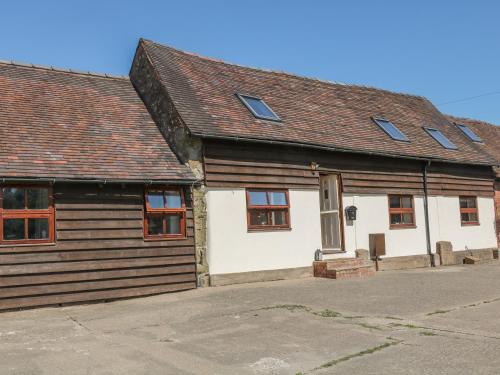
{"left": 0, "top": 62, "right": 194, "bottom": 182}
{"left": 140, "top": 39, "right": 496, "bottom": 166}
{"left": 446, "top": 115, "right": 500, "bottom": 177}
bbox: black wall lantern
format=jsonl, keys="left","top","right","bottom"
{"left": 345, "top": 206, "right": 358, "bottom": 221}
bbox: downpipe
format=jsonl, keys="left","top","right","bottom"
{"left": 423, "top": 160, "right": 435, "bottom": 267}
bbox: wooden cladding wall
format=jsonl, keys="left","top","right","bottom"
{"left": 0, "top": 183, "right": 196, "bottom": 311}
{"left": 204, "top": 141, "right": 319, "bottom": 189}
{"left": 203, "top": 140, "right": 495, "bottom": 197}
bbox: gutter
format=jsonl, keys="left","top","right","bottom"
{"left": 194, "top": 132, "right": 496, "bottom": 168}
{"left": 0, "top": 177, "right": 200, "bottom": 186}
{"left": 422, "top": 160, "right": 435, "bottom": 267}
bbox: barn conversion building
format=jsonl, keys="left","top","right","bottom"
{"left": 0, "top": 61, "right": 198, "bottom": 310}
{"left": 130, "top": 39, "right": 499, "bottom": 286}
{"left": 445, "top": 115, "right": 500, "bottom": 248}
{"left": 0, "top": 39, "right": 499, "bottom": 310}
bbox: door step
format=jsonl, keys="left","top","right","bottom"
{"left": 313, "top": 258, "right": 376, "bottom": 280}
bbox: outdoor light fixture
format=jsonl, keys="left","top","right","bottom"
{"left": 345, "top": 206, "right": 358, "bottom": 221}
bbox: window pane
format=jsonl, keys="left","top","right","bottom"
{"left": 401, "top": 197, "right": 412, "bottom": 208}
{"left": 460, "top": 197, "right": 476, "bottom": 208}
{"left": 166, "top": 214, "right": 181, "bottom": 234}
{"left": 426, "top": 128, "right": 457, "bottom": 150}
{"left": 3, "top": 218, "right": 25, "bottom": 240}
{"left": 268, "top": 192, "right": 287, "bottom": 206}
{"left": 147, "top": 215, "right": 164, "bottom": 235}
{"left": 28, "top": 218, "right": 49, "bottom": 239}
{"left": 248, "top": 191, "right": 268, "bottom": 206}
{"left": 462, "top": 212, "right": 478, "bottom": 223}
{"left": 2, "top": 188, "right": 25, "bottom": 209}
{"left": 402, "top": 213, "right": 414, "bottom": 224}
{"left": 147, "top": 192, "right": 165, "bottom": 209}
{"left": 389, "top": 196, "right": 400, "bottom": 208}
{"left": 270, "top": 210, "right": 287, "bottom": 226}
{"left": 27, "top": 189, "right": 49, "bottom": 209}
{"left": 240, "top": 95, "right": 279, "bottom": 120}
{"left": 457, "top": 124, "right": 482, "bottom": 142}
{"left": 249, "top": 210, "right": 269, "bottom": 226}
{"left": 390, "top": 214, "right": 402, "bottom": 225}
{"left": 165, "top": 190, "right": 182, "bottom": 208}
{"left": 374, "top": 119, "right": 409, "bottom": 141}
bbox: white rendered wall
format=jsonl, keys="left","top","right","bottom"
{"left": 206, "top": 189, "right": 322, "bottom": 275}
{"left": 341, "top": 194, "right": 428, "bottom": 258}
{"left": 428, "top": 196, "right": 497, "bottom": 251}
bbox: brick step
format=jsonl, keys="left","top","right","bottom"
{"left": 324, "top": 258, "right": 367, "bottom": 270}
{"left": 313, "top": 259, "right": 376, "bottom": 280}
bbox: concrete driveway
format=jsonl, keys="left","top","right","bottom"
{"left": 2, "top": 262, "right": 500, "bottom": 375}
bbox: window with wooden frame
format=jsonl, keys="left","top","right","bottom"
{"left": 388, "top": 194, "right": 415, "bottom": 228}
{"left": 246, "top": 189, "right": 290, "bottom": 231}
{"left": 144, "top": 188, "right": 186, "bottom": 239}
{"left": 0, "top": 186, "right": 54, "bottom": 245}
{"left": 459, "top": 196, "right": 479, "bottom": 226}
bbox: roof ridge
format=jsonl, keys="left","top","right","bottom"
{"left": 0, "top": 59, "right": 129, "bottom": 80}
{"left": 141, "top": 39, "right": 428, "bottom": 101}
{"left": 445, "top": 113, "right": 500, "bottom": 127}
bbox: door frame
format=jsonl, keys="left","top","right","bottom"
{"left": 319, "top": 173, "right": 345, "bottom": 254}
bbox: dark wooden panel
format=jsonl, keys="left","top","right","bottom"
{"left": 0, "top": 282, "right": 196, "bottom": 310}
{"left": 0, "top": 264, "right": 196, "bottom": 287}
{"left": 0, "top": 182, "right": 196, "bottom": 311}
{"left": 0, "top": 274, "right": 195, "bottom": 299}
{"left": 204, "top": 140, "right": 495, "bottom": 197}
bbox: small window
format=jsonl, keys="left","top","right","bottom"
{"left": 456, "top": 124, "right": 482, "bottom": 142}
{"left": 424, "top": 128, "right": 457, "bottom": 150}
{"left": 246, "top": 190, "right": 290, "bottom": 230}
{"left": 388, "top": 194, "right": 415, "bottom": 228}
{"left": 0, "top": 186, "right": 54, "bottom": 245}
{"left": 144, "top": 188, "right": 186, "bottom": 239}
{"left": 373, "top": 118, "right": 409, "bottom": 142}
{"left": 459, "top": 196, "right": 479, "bottom": 225}
{"left": 236, "top": 94, "right": 281, "bottom": 121}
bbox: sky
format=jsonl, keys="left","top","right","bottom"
{"left": 1, "top": 1, "right": 499, "bottom": 124}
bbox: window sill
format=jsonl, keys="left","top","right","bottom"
{"left": 0, "top": 242, "right": 56, "bottom": 248}
{"left": 461, "top": 222, "right": 480, "bottom": 226}
{"left": 389, "top": 225, "right": 417, "bottom": 230}
{"left": 144, "top": 236, "right": 187, "bottom": 241}
{"left": 321, "top": 249, "right": 346, "bottom": 255}
{"left": 248, "top": 227, "right": 292, "bottom": 233}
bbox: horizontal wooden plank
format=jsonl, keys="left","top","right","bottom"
{"left": 206, "top": 181, "right": 319, "bottom": 189}
{"left": 57, "top": 228, "right": 145, "bottom": 240}
{"left": 206, "top": 173, "right": 318, "bottom": 185}
{"left": 341, "top": 173, "right": 424, "bottom": 184}
{"left": 0, "top": 273, "right": 195, "bottom": 299}
{"left": 0, "top": 282, "right": 196, "bottom": 310}
{"left": 342, "top": 186, "right": 424, "bottom": 195}
{"left": 56, "top": 210, "right": 143, "bottom": 220}
{"left": 426, "top": 177, "right": 493, "bottom": 186}
{"left": 57, "top": 219, "right": 142, "bottom": 230}
{"left": 204, "top": 157, "right": 311, "bottom": 171}
{"left": 0, "top": 264, "right": 196, "bottom": 287}
{"left": 427, "top": 189, "right": 494, "bottom": 197}
{"left": 0, "top": 247, "right": 195, "bottom": 265}
{"left": 0, "top": 237, "right": 195, "bottom": 253}
{"left": 342, "top": 179, "right": 424, "bottom": 189}
{"left": 0, "top": 255, "right": 195, "bottom": 276}
{"left": 427, "top": 183, "right": 493, "bottom": 192}
{"left": 56, "top": 201, "right": 144, "bottom": 210}
{"left": 205, "top": 164, "right": 319, "bottom": 178}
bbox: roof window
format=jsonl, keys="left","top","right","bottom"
{"left": 236, "top": 94, "right": 280, "bottom": 121}
{"left": 424, "top": 128, "right": 457, "bottom": 150}
{"left": 373, "top": 118, "right": 409, "bottom": 142}
{"left": 456, "top": 124, "right": 482, "bottom": 142}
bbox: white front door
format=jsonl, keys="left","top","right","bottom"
{"left": 319, "top": 175, "right": 343, "bottom": 251}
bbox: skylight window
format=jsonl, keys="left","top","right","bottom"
{"left": 424, "top": 128, "right": 458, "bottom": 150}
{"left": 456, "top": 124, "right": 482, "bottom": 142}
{"left": 236, "top": 94, "right": 281, "bottom": 121}
{"left": 373, "top": 118, "right": 409, "bottom": 142}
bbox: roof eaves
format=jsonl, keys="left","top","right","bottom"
{"left": 192, "top": 131, "right": 497, "bottom": 167}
